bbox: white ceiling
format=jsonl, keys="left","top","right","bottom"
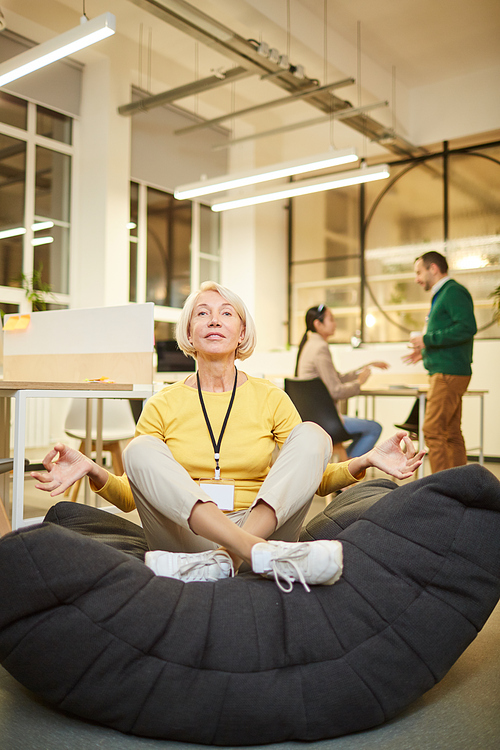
{"left": 2, "top": 0, "right": 500, "bottom": 152}
{"left": 292, "top": 0, "right": 500, "bottom": 88}
{"left": 6, "top": 0, "right": 499, "bottom": 88}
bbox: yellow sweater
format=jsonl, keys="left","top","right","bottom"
{"left": 94, "top": 374, "right": 362, "bottom": 512}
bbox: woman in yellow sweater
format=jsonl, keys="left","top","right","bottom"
{"left": 33, "top": 282, "right": 423, "bottom": 593}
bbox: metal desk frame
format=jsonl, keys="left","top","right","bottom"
{"left": 359, "top": 387, "right": 487, "bottom": 478}
{"left": 0, "top": 382, "right": 153, "bottom": 530}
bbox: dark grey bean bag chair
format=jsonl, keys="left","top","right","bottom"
{"left": 1, "top": 464, "right": 500, "bottom": 745}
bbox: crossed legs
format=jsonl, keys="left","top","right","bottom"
{"left": 123, "top": 422, "right": 333, "bottom": 570}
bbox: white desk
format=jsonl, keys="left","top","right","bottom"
{"left": 0, "top": 381, "right": 153, "bottom": 530}
{"left": 359, "top": 386, "right": 488, "bottom": 478}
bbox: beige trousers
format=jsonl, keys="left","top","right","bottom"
{"left": 122, "top": 422, "right": 333, "bottom": 552}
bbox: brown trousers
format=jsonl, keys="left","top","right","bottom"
{"left": 423, "top": 373, "right": 471, "bottom": 474}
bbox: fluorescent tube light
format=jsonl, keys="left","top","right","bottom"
{"left": 31, "top": 236, "right": 54, "bottom": 246}
{"left": 210, "top": 164, "right": 390, "bottom": 212}
{"left": 174, "top": 149, "right": 358, "bottom": 200}
{"left": 0, "top": 13, "right": 116, "bottom": 88}
{"left": 32, "top": 221, "right": 54, "bottom": 231}
{"left": 0, "top": 227, "right": 26, "bottom": 240}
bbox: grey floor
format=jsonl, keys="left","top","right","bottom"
{"left": 1, "top": 602, "right": 499, "bottom": 750}
{"left": 1, "top": 458, "right": 500, "bottom": 749}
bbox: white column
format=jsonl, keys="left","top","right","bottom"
{"left": 72, "top": 54, "right": 131, "bottom": 308}
{"left": 220, "top": 139, "right": 289, "bottom": 352}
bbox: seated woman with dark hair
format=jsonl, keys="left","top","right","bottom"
{"left": 32, "top": 283, "right": 423, "bottom": 593}
{"left": 296, "top": 305, "right": 388, "bottom": 457}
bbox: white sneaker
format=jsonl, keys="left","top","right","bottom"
{"left": 145, "top": 548, "right": 234, "bottom": 582}
{"left": 251, "top": 539, "right": 343, "bottom": 593}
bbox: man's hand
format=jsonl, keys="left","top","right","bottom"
{"left": 409, "top": 333, "right": 424, "bottom": 350}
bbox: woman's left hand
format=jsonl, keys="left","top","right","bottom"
{"left": 366, "top": 361, "right": 390, "bottom": 370}
{"left": 349, "top": 431, "right": 425, "bottom": 480}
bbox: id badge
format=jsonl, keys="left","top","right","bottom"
{"left": 199, "top": 479, "right": 235, "bottom": 511}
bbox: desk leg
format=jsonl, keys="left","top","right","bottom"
{"left": 479, "top": 394, "right": 484, "bottom": 466}
{"left": 84, "top": 400, "right": 92, "bottom": 505}
{"left": 0, "top": 397, "right": 11, "bottom": 520}
{"left": 95, "top": 400, "right": 103, "bottom": 506}
{"left": 12, "top": 392, "right": 27, "bottom": 530}
{"left": 417, "top": 394, "right": 426, "bottom": 479}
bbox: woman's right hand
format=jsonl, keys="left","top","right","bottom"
{"left": 31, "top": 442, "right": 107, "bottom": 497}
{"left": 357, "top": 366, "right": 371, "bottom": 386}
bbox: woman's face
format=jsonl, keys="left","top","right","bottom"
{"left": 314, "top": 308, "right": 336, "bottom": 339}
{"left": 188, "top": 290, "right": 245, "bottom": 359}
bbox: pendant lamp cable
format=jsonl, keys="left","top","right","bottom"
{"left": 147, "top": 26, "right": 152, "bottom": 94}
{"left": 323, "top": 0, "right": 328, "bottom": 86}
{"left": 357, "top": 20, "right": 367, "bottom": 157}
{"left": 392, "top": 64, "right": 396, "bottom": 135}
{"left": 231, "top": 81, "right": 235, "bottom": 138}
{"left": 286, "top": 0, "right": 290, "bottom": 61}
{"left": 324, "top": 0, "right": 337, "bottom": 148}
{"left": 194, "top": 42, "right": 199, "bottom": 116}
{"left": 138, "top": 23, "right": 143, "bottom": 90}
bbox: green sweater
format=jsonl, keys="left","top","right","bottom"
{"left": 422, "top": 278, "right": 477, "bottom": 376}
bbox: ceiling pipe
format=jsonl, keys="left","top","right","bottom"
{"left": 212, "top": 100, "right": 390, "bottom": 150}
{"left": 174, "top": 77, "right": 355, "bottom": 136}
{"left": 118, "top": 65, "right": 253, "bottom": 115}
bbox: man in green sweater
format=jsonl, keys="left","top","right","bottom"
{"left": 403, "top": 251, "right": 477, "bottom": 473}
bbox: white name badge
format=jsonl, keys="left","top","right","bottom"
{"left": 199, "top": 479, "right": 235, "bottom": 511}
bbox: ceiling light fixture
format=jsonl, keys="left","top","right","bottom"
{"left": 210, "top": 164, "right": 390, "bottom": 212}
{"left": 31, "top": 236, "right": 54, "bottom": 246}
{"left": 0, "top": 13, "right": 116, "bottom": 88}
{"left": 32, "top": 221, "right": 54, "bottom": 231}
{"left": 0, "top": 227, "right": 26, "bottom": 240}
{"left": 174, "top": 148, "right": 358, "bottom": 200}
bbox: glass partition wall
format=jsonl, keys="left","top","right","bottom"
{"left": 290, "top": 139, "right": 500, "bottom": 345}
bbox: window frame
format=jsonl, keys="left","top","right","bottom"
{"left": 129, "top": 180, "right": 221, "bottom": 327}
{"left": 289, "top": 137, "right": 500, "bottom": 345}
{"left": 0, "top": 95, "right": 74, "bottom": 312}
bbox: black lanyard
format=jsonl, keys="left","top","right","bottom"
{"left": 197, "top": 367, "right": 238, "bottom": 480}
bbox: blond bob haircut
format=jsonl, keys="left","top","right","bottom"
{"left": 176, "top": 281, "right": 257, "bottom": 361}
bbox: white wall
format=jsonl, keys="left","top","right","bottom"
{"left": 410, "top": 65, "right": 500, "bottom": 145}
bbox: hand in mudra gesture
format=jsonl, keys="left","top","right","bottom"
{"left": 366, "top": 432, "right": 425, "bottom": 480}
{"left": 31, "top": 443, "right": 94, "bottom": 497}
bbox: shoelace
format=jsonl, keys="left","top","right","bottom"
{"left": 177, "top": 552, "right": 234, "bottom": 580}
{"left": 270, "top": 545, "right": 311, "bottom": 593}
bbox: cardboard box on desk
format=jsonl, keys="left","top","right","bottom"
{"left": 2, "top": 304, "right": 154, "bottom": 385}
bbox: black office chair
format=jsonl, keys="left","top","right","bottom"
{"left": 284, "top": 378, "right": 361, "bottom": 461}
